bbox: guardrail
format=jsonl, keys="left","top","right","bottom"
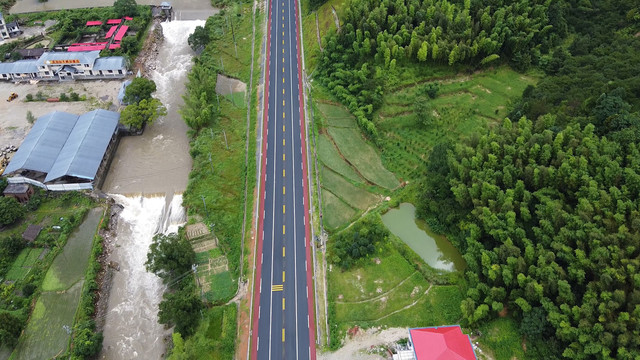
{"left": 7, "top": 176, "right": 93, "bottom": 191}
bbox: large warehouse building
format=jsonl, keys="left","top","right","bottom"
{"left": 3, "top": 109, "right": 120, "bottom": 190}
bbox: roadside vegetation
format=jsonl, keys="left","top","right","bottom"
{"left": 169, "top": 2, "right": 261, "bottom": 358}
{"left": 305, "top": 0, "right": 640, "bottom": 358}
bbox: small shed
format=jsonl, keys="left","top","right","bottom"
{"left": 22, "top": 224, "right": 42, "bottom": 243}
{"left": 3, "top": 183, "right": 33, "bottom": 203}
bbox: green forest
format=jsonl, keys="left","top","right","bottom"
{"left": 315, "top": 0, "right": 640, "bottom": 358}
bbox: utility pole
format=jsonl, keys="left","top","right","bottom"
{"left": 229, "top": 13, "right": 238, "bottom": 58}
{"left": 223, "top": 129, "right": 229, "bottom": 150}
{"left": 201, "top": 195, "right": 208, "bottom": 216}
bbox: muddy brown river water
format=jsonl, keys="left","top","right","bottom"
{"left": 99, "top": 19, "right": 205, "bottom": 359}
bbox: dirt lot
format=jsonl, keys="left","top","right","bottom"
{"left": 11, "top": 0, "right": 214, "bottom": 14}
{"left": 318, "top": 327, "right": 408, "bottom": 360}
{"left": 0, "top": 80, "right": 124, "bottom": 149}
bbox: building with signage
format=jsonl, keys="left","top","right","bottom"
{"left": 0, "top": 50, "right": 127, "bottom": 81}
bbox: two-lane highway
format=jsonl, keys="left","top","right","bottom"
{"left": 251, "top": 0, "right": 316, "bottom": 357}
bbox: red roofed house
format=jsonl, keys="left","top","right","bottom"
{"left": 393, "top": 326, "right": 477, "bottom": 360}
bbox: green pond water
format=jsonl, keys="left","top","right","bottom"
{"left": 382, "top": 203, "right": 466, "bottom": 272}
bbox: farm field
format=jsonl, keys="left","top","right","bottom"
{"left": 12, "top": 281, "right": 84, "bottom": 360}
{"left": 11, "top": 208, "right": 102, "bottom": 360}
{"left": 320, "top": 166, "right": 379, "bottom": 211}
{"left": 42, "top": 208, "right": 101, "bottom": 291}
{"left": 5, "top": 248, "right": 44, "bottom": 281}
{"left": 315, "top": 101, "right": 395, "bottom": 230}
{"left": 377, "top": 66, "right": 539, "bottom": 181}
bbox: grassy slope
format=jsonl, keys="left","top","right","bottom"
{"left": 320, "top": 166, "right": 379, "bottom": 211}
{"left": 328, "top": 249, "right": 463, "bottom": 345}
{"left": 378, "top": 66, "right": 539, "bottom": 181}
{"left": 185, "top": 5, "right": 257, "bottom": 300}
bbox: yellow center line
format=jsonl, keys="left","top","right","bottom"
{"left": 283, "top": 186, "right": 285, "bottom": 194}
{"left": 282, "top": 297, "right": 285, "bottom": 309}
{"left": 282, "top": 328, "right": 285, "bottom": 342}
{"left": 282, "top": 246, "right": 285, "bottom": 257}
{"left": 282, "top": 271, "right": 286, "bottom": 283}
{"left": 283, "top": 40, "right": 284, "bottom": 45}
{"left": 282, "top": 48, "right": 284, "bottom": 54}
{"left": 283, "top": 169, "right": 285, "bottom": 177}
{"left": 283, "top": 111, "right": 285, "bottom": 118}
{"left": 283, "top": 138, "right": 285, "bottom": 146}
{"left": 283, "top": 67, "right": 284, "bottom": 73}
{"left": 283, "top": 204, "right": 285, "bottom": 213}
{"left": 283, "top": 100, "right": 285, "bottom": 106}
{"left": 282, "top": 89, "right": 285, "bottom": 94}
{"left": 283, "top": 153, "right": 285, "bottom": 161}
{"left": 283, "top": 124, "right": 285, "bottom": 132}
{"left": 282, "top": 224, "right": 285, "bottom": 234}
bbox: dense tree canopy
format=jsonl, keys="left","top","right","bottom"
{"left": 328, "top": 215, "right": 389, "bottom": 269}
{"left": 317, "top": 0, "right": 566, "bottom": 138}
{"left": 123, "top": 77, "right": 157, "bottom": 105}
{"left": 0, "top": 197, "right": 25, "bottom": 227}
{"left": 120, "top": 98, "right": 167, "bottom": 130}
{"left": 113, "top": 0, "right": 138, "bottom": 18}
{"left": 421, "top": 117, "right": 640, "bottom": 358}
{"left": 145, "top": 233, "right": 196, "bottom": 283}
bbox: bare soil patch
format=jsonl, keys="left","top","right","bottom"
{"left": 0, "top": 80, "right": 124, "bottom": 149}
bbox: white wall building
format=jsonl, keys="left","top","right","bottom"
{"left": 0, "top": 51, "right": 127, "bottom": 81}
{"left": 0, "top": 12, "right": 21, "bottom": 39}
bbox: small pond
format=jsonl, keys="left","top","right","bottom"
{"left": 382, "top": 203, "right": 466, "bottom": 272}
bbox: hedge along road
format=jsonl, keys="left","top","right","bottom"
{"left": 12, "top": 207, "right": 102, "bottom": 360}
{"left": 250, "top": 0, "right": 316, "bottom": 357}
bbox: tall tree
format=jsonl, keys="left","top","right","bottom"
{"left": 145, "top": 233, "right": 196, "bottom": 283}
{"left": 113, "top": 0, "right": 138, "bottom": 18}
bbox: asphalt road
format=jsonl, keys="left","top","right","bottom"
{"left": 250, "top": 0, "right": 316, "bottom": 358}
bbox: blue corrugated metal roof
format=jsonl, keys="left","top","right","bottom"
{"left": 45, "top": 110, "right": 119, "bottom": 183}
{"left": 4, "top": 112, "right": 78, "bottom": 174}
{"left": 93, "top": 56, "right": 126, "bottom": 71}
{"left": 0, "top": 60, "right": 39, "bottom": 74}
{"left": 37, "top": 51, "right": 101, "bottom": 66}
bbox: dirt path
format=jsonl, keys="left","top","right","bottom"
{"left": 330, "top": 6, "right": 340, "bottom": 32}
{"left": 335, "top": 271, "right": 418, "bottom": 304}
{"left": 315, "top": 13, "right": 323, "bottom": 51}
{"left": 374, "top": 284, "right": 432, "bottom": 322}
{"left": 318, "top": 327, "right": 408, "bottom": 360}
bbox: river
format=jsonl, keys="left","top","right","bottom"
{"left": 99, "top": 19, "right": 205, "bottom": 359}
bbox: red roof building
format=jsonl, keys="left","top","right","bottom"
{"left": 109, "top": 43, "right": 121, "bottom": 50}
{"left": 68, "top": 43, "right": 107, "bottom": 51}
{"left": 409, "top": 326, "right": 476, "bottom": 360}
{"left": 107, "top": 19, "right": 122, "bottom": 25}
{"left": 124, "top": 16, "right": 133, "bottom": 21}
{"left": 86, "top": 21, "right": 103, "bottom": 26}
{"left": 105, "top": 25, "right": 118, "bottom": 39}
{"left": 113, "top": 25, "right": 129, "bottom": 42}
